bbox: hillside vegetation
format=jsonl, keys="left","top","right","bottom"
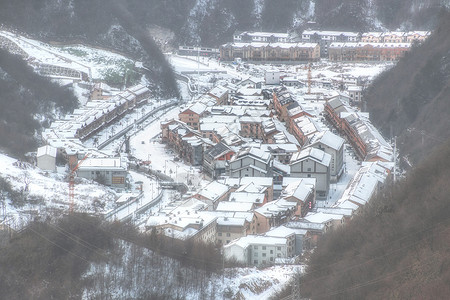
{"left": 0, "top": 49, "right": 78, "bottom": 156}
{"left": 301, "top": 139, "right": 450, "bottom": 299}
{"left": 0, "top": 214, "right": 113, "bottom": 299}
{"left": 0, "top": 0, "right": 446, "bottom": 47}
{"left": 0, "top": 214, "right": 224, "bottom": 299}
{"left": 365, "top": 10, "right": 450, "bottom": 165}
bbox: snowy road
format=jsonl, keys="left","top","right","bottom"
{"left": 105, "top": 171, "right": 161, "bottom": 222}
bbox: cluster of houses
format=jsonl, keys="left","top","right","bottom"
{"left": 156, "top": 71, "right": 394, "bottom": 266}
{"left": 36, "top": 83, "right": 151, "bottom": 189}
{"left": 220, "top": 30, "right": 430, "bottom": 62}
{"left": 324, "top": 95, "right": 394, "bottom": 161}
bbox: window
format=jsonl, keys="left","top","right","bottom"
{"left": 254, "top": 246, "right": 258, "bottom": 249}
{"left": 307, "top": 174, "right": 311, "bottom": 178}
{"left": 218, "top": 232, "right": 222, "bottom": 236}
{"left": 270, "top": 250, "right": 273, "bottom": 254}
{"left": 277, "top": 247, "right": 281, "bottom": 250}
{"left": 307, "top": 167, "right": 311, "bottom": 171}
{"left": 226, "top": 233, "right": 230, "bottom": 237}
{"left": 262, "top": 246, "right": 266, "bottom": 250}
{"left": 270, "top": 257, "right": 274, "bottom": 262}
{"left": 254, "top": 260, "right": 258, "bottom": 264}
{"left": 226, "top": 240, "right": 230, "bottom": 244}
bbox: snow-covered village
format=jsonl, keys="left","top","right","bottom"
{"left": 0, "top": 13, "right": 445, "bottom": 298}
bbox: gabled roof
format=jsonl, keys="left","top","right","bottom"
{"left": 230, "top": 147, "right": 271, "bottom": 164}
{"left": 265, "top": 225, "right": 304, "bottom": 238}
{"left": 180, "top": 102, "right": 207, "bottom": 116}
{"left": 229, "top": 191, "right": 265, "bottom": 204}
{"left": 327, "top": 97, "right": 345, "bottom": 110}
{"left": 196, "top": 181, "right": 230, "bottom": 202}
{"left": 310, "top": 130, "right": 345, "bottom": 151}
{"left": 303, "top": 212, "right": 344, "bottom": 224}
{"left": 273, "top": 160, "right": 290, "bottom": 175}
{"left": 281, "top": 179, "right": 315, "bottom": 202}
{"left": 205, "top": 142, "right": 233, "bottom": 160}
{"left": 225, "top": 235, "right": 287, "bottom": 250}
{"left": 235, "top": 182, "right": 267, "bottom": 194}
{"left": 208, "top": 86, "right": 228, "bottom": 99}
{"left": 37, "top": 145, "right": 57, "bottom": 158}
{"left": 290, "top": 147, "right": 331, "bottom": 167}
{"left": 216, "top": 201, "right": 254, "bottom": 212}
{"left": 255, "top": 199, "right": 297, "bottom": 218}
{"left": 285, "top": 221, "right": 326, "bottom": 232}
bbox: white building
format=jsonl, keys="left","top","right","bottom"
{"left": 36, "top": 145, "right": 57, "bottom": 172}
{"left": 224, "top": 235, "right": 291, "bottom": 266}
{"left": 233, "top": 31, "right": 290, "bottom": 43}
{"left": 76, "top": 157, "right": 128, "bottom": 188}
{"left": 265, "top": 70, "right": 282, "bottom": 85}
{"left": 347, "top": 85, "right": 363, "bottom": 103}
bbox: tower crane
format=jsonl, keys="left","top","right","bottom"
{"left": 69, "top": 153, "right": 89, "bottom": 212}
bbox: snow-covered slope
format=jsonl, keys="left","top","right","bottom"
{"left": 82, "top": 239, "right": 303, "bottom": 299}
{"left": 0, "top": 153, "right": 116, "bottom": 230}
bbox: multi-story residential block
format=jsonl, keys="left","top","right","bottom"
{"left": 290, "top": 115, "right": 322, "bottom": 146}
{"left": 178, "top": 102, "right": 208, "bottom": 130}
{"left": 233, "top": 31, "right": 290, "bottom": 43}
{"left": 220, "top": 42, "right": 320, "bottom": 62}
{"left": 207, "top": 85, "right": 229, "bottom": 105}
{"left": 254, "top": 199, "right": 298, "bottom": 233}
{"left": 290, "top": 147, "right": 331, "bottom": 199}
{"left": 328, "top": 42, "right": 411, "bottom": 61}
{"left": 273, "top": 88, "right": 296, "bottom": 122}
{"left": 347, "top": 85, "right": 363, "bottom": 103}
{"left": 301, "top": 30, "right": 360, "bottom": 56}
{"left": 192, "top": 181, "right": 231, "bottom": 210}
{"left": 309, "top": 130, "right": 345, "bottom": 182}
{"left": 224, "top": 235, "right": 292, "bottom": 266}
{"left": 77, "top": 157, "right": 128, "bottom": 188}
{"left": 360, "top": 32, "right": 383, "bottom": 43}
{"left": 202, "top": 142, "right": 235, "bottom": 179}
{"left": 228, "top": 147, "right": 272, "bottom": 178}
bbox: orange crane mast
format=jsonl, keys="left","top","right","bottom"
{"left": 69, "top": 154, "right": 89, "bottom": 212}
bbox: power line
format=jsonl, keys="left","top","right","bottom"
{"left": 300, "top": 212, "right": 450, "bottom": 294}
{"left": 298, "top": 196, "right": 450, "bottom": 283}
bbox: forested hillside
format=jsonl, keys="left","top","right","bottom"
{"left": 301, "top": 139, "right": 450, "bottom": 300}
{"left": 364, "top": 10, "right": 450, "bottom": 165}
{"left": 0, "top": 49, "right": 78, "bottom": 156}
{"left": 0, "top": 0, "right": 447, "bottom": 47}
{"left": 0, "top": 214, "right": 223, "bottom": 299}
